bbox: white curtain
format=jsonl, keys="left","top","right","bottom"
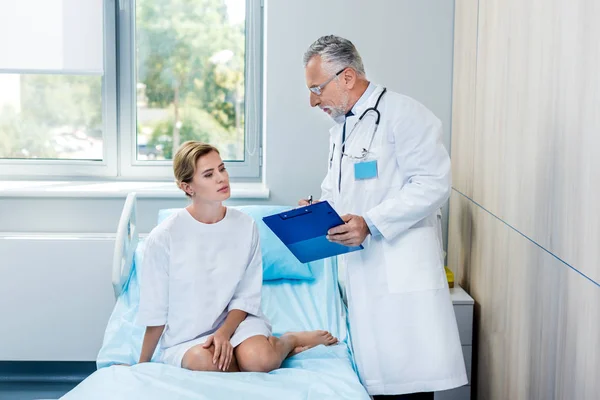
{"left": 0, "top": 0, "right": 104, "bottom": 74}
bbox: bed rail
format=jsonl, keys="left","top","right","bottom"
{"left": 112, "top": 192, "right": 139, "bottom": 299}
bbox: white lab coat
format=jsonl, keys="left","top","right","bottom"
{"left": 321, "top": 85, "right": 468, "bottom": 395}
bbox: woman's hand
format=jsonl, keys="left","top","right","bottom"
{"left": 203, "top": 330, "right": 233, "bottom": 371}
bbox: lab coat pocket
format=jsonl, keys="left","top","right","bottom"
{"left": 382, "top": 227, "right": 446, "bottom": 294}
{"left": 358, "top": 142, "right": 395, "bottom": 192}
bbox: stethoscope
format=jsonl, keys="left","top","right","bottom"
{"left": 339, "top": 87, "right": 387, "bottom": 160}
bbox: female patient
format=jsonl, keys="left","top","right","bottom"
{"left": 137, "top": 141, "right": 337, "bottom": 372}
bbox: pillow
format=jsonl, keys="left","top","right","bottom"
{"left": 236, "top": 205, "right": 313, "bottom": 281}
{"left": 157, "top": 208, "right": 180, "bottom": 225}
{"left": 156, "top": 205, "right": 313, "bottom": 281}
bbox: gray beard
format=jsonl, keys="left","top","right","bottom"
{"left": 329, "top": 91, "right": 350, "bottom": 122}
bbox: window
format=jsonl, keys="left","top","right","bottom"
{"left": 0, "top": 74, "right": 103, "bottom": 161}
{"left": 0, "top": 0, "right": 117, "bottom": 177}
{"left": 120, "top": 0, "right": 262, "bottom": 179}
{"left": 0, "top": 0, "right": 262, "bottom": 179}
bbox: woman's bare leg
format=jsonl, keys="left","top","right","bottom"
{"left": 285, "top": 330, "right": 339, "bottom": 356}
{"left": 181, "top": 344, "right": 239, "bottom": 372}
{"left": 235, "top": 331, "right": 338, "bottom": 373}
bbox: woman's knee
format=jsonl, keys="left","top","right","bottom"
{"left": 239, "top": 351, "right": 280, "bottom": 373}
{"left": 235, "top": 340, "right": 280, "bottom": 373}
{"left": 181, "top": 345, "right": 219, "bottom": 372}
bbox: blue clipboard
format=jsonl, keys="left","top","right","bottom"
{"left": 262, "top": 201, "right": 364, "bottom": 263}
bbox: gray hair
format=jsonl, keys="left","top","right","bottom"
{"left": 303, "top": 35, "right": 366, "bottom": 77}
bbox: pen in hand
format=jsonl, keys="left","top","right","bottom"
{"left": 297, "top": 196, "right": 319, "bottom": 207}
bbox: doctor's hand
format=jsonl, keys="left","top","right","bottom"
{"left": 327, "top": 214, "right": 370, "bottom": 247}
{"left": 298, "top": 198, "right": 321, "bottom": 206}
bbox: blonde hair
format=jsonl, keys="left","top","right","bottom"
{"left": 173, "top": 141, "right": 220, "bottom": 197}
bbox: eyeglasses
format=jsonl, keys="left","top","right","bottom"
{"left": 308, "top": 68, "right": 346, "bottom": 96}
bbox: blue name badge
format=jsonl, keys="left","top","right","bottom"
{"left": 354, "top": 160, "right": 378, "bottom": 180}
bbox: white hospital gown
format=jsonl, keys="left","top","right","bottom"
{"left": 137, "top": 208, "right": 271, "bottom": 366}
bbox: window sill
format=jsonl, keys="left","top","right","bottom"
{"left": 0, "top": 181, "right": 270, "bottom": 199}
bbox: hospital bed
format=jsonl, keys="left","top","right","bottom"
{"left": 60, "top": 193, "right": 371, "bottom": 400}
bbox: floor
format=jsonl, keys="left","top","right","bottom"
{"left": 0, "top": 382, "right": 79, "bottom": 400}
{"left": 0, "top": 362, "right": 94, "bottom": 400}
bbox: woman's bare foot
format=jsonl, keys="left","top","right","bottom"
{"left": 284, "top": 330, "right": 338, "bottom": 356}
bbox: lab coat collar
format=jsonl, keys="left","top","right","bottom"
{"left": 332, "top": 82, "right": 378, "bottom": 125}
{"left": 350, "top": 83, "right": 385, "bottom": 120}
{"left": 329, "top": 84, "right": 385, "bottom": 138}
{"left": 349, "top": 82, "right": 377, "bottom": 116}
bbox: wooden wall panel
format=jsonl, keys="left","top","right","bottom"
{"left": 449, "top": 192, "right": 600, "bottom": 400}
{"left": 450, "top": 0, "right": 479, "bottom": 197}
{"left": 469, "top": 0, "right": 600, "bottom": 282}
{"left": 449, "top": 0, "right": 600, "bottom": 398}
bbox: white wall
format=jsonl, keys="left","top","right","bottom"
{"left": 0, "top": 0, "right": 456, "bottom": 361}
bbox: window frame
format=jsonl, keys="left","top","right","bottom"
{"left": 0, "top": 0, "right": 263, "bottom": 181}
{"left": 0, "top": 0, "right": 118, "bottom": 179}
{"left": 117, "top": 0, "right": 263, "bottom": 180}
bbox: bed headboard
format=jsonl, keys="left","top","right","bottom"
{"left": 112, "top": 192, "right": 139, "bottom": 299}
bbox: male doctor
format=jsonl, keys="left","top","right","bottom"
{"left": 299, "top": 35, "right": 467, "bottom": 399}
